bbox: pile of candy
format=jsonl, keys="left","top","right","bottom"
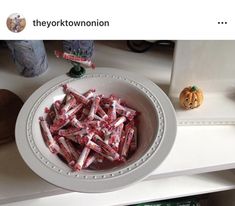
{"left": 39, "top": 85, "right": 138, "bottom": 171}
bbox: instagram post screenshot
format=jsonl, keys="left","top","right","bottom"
{"left": 0, "top": 1, "right": 235, "bottom": 206}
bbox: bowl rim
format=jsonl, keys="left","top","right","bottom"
{"left": 15, "top": 67, "right": 177, "bottom": 193}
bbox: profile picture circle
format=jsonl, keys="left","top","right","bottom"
{"left": 6, "top": 13, "right": 26, "bottom": 33}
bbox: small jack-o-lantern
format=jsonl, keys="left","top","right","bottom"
{"left": 179, "top": 86, "right": 203, "bottom": 109}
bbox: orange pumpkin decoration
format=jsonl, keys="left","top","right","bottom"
{"left": 179, "top": 86, "right": 203, "bottom": 109}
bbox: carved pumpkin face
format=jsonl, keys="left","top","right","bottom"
{"left": 179, "top": 86, "right": 203, "bottom": 109}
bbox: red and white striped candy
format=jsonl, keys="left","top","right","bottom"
{"left": 60, "top": 96, "right": 76, "bottom": 114}
{"left": 121, "top": 127, "right": 134, "bottom": 158}
{"left": 107, "top": 100, "right": 117, "bottom": 122}
{"left": 52, "top": 102, "right": 59, "bottom": 117}
{"left": 41, "top": 86, "right": 139, "bottom": 172}
{"left": 108, "top": 116, "right": 126, "bottom": 131}
{"left": 86, "top": 140, "right": 103, "bottom": 154}
{"left": 92, "top": 135, "right": 120, "bottom": 160}
{"left": 130, "top": 126, "right": 138, "bottom": 152}
{"left": 86, "top": 140, "right": 116, "bottom": 161}
{"left": 65, "top": 94, "right": 73, "bottom": 103}
{"left": 83, "top": 89, "right": 96, "bottom": 99}
{"left": 63, "top": 135, "right": 79, "bottom": 144}
{"left": 70, "top": 117, "right": 85, "bottom": 129}
{"left": 50, "top": 118, "right": 70, "bottom": 133}
{"left": 39, "top": 117, "right": 60, "bottom": 153}
{"left": 109, "top": 123, "right": 124, "bottom": 150}
{"left": 65, "top": 103, "right": 83, "bottom": 118}
{"left": 58, "top": 127, "right": 79, "bottom": 136}
{"left": 65, "top": 85, "right": 89, "bottom": 104}
{"left": 57, "top": 136, "right": 75, "bottom": 166}
{"left": 83, "top": 108, "right": 105, "bottom": 122}
{"left": 88, "top": 96, "right": 101, "bottom": 120}
{"left": 74, "top": 146, "right": 90, "bottom": 171}
{"left": 73, "top": 132, "right": 94, "bottom": 171}
{"left": 63, "top": 135, "right": 87, "bottom": 145}
{"left": 97, "top": 105, "right": 108, "bottom": 120}
{"left": 65, "top": 139, "right": 80, "bottom": 160}
{"left": 83, "top": 153, "right": 98, "bottom": 168}
{"left": 54, "top": 100, "right": 62, "bottom": 111}
{"left": 110, "top": 94, "right": 120, "bottom": 102}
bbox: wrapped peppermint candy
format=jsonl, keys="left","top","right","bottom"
{"left": 40, "top": 86, "right": 139, "bottom": 172}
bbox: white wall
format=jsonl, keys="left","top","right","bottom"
{"left": 169, "top": 41, "right": 235, "bottom": 96}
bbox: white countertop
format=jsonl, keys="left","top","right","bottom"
{"left": 1, "top": 41, "right": 235, "bottom": 205}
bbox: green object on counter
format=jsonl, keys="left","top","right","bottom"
{"left": 67, "top": 63, "right": 85, "bottom": 78}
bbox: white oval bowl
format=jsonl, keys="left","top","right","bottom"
{"left": 15, "top": 67, "right": 176, "bottom": 192}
